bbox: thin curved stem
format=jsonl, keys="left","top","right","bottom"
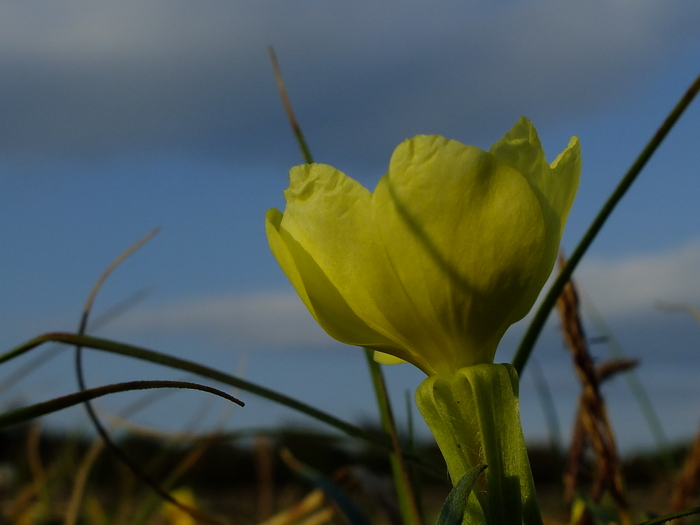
{"left": 0, "top": 380, "right": 242, "bottom": 430}
{"left": 268, "top": 46, "right": 314, "bottom": 164}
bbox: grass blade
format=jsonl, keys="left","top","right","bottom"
{"left": 1, "top": 332, "right": 451, "bottom": 478}
{"left": 364, "top": 348, "right": 422, "bottom": 525}
{"left": 436, "top": 465, "right": 487, "bottom": 525}
{"left": 637, "top": 505, "right": 700, "bottom": 525}
{"left": 0, "top": 380, "right": 242, "bottom": 430}
{"left": 281, "top": 448, "right": 371, "bottom": 525}
{"left": 268, "top": 46, "right": 314, "bottom": 164}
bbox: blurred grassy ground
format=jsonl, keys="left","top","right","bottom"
{"left": 0, "top": 424, "right": 690, "bottom": 524}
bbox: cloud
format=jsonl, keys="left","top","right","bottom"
{"left": 112, "top": 290, "right": 331, "bottom": 349}
{"left": 0, "top": 1, "right": 697, "bottom": 163}
{"left": 109, "top": 238, "right": 700, "bottom": 349}
{"left": 576, "top": 239, "right": 700, "bottom": 319}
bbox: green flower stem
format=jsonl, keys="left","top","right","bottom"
{"left": 364, "top": 349, "right": 422, "bottom": 525}
{"left": 513, "top": 71, "right": 700, "bottom": 375}
{"left": 416, "top": 364, "right": 542, "bottom": 525}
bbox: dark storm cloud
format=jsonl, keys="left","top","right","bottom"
{"left": 0, "top": 1, "right": 698, "bottom": 164}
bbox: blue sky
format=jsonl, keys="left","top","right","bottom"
{"left": 1, "top": 1, "right": 700, "bottom": 453}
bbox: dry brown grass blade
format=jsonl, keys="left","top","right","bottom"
{"left": 564, "top": 406, "right": 587, "bottom": 505}
{"left": 3, "top": 424, "right": 71, "bottom": 523}
{"left": 256, "top": 435, "right": 276, "bottom": 522}
{"left": 268, "top": 45, "right": 313, "bottom": 164}
{"left": 257, "top": 488, "right": 333, "bottom": 525}
{"left": 295, "top": 508, "right": 336, "bottom": 525}
{"left": 27, "top": 423, "right": 47, "bottom": 502}
{"left": 671, "top": 426, "right": 700, "bottom": 515}
{"left": 657, "top": 301, "right": 700, "bottom": 325}
{"left": 64, "top": 438, "right": 105, "bottom": 525}
{"left": 4, "top": 425, "right": 49, "bottom": 522}
{"left": 568, "top": 353, "right": 638, "bottom": 504}
{"left": 595, "top": 358, "right": 639, "bottom": 382}
{"left": 73, "top": 229, "right": 234, "bottom": 525}
{"left": 557, "top": 253, "right": 630, "bottom": 525}
{"left": 333, "top": 466, "right": 402, "bottom": 525}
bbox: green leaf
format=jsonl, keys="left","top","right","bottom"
{"left": 364, "top": 348, "right": 422, "bottom": 525}
{"left": 436, "top": 464, "right": 487, "bottom": 525}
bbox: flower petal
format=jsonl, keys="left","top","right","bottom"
{"left": 373, "top": 351, "right": 407, "bottom": 365}
{"left": 372, "top": 135, "right": 548, "bottom": 372}
{"left": 488, "top": 117, "right": 547, "bottom": 182}
{"left": 548, "top": 136, "right": 582, "bottom": 227}
{"left": 489, "top": 118, "right": 581, "bottom": 319}
{"left": 266, "top": 207, "right": 401, "bottom": 353}
{"left": 266, "top": 120, "right": 580, "bottom": 376}
{"left": 267, "top": 165, "right": 422, "bottom": 367}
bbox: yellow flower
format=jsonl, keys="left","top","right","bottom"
{"left": 266, "top": 117, "right": 580, "bottom": 376}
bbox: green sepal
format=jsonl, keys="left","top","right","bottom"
{"left": 416, "top": 363, "right": 542, "bottom": 525}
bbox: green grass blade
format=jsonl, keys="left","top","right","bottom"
{"left": 436, "top": 465, "right": 487, "bottom": 525}
{"left": 637, "top": 505, "right": 700, "bottom": 525}
{"left": 0, "top": 380, "right": 242, "bottom": 430}
{"left": 405, "top": 388, "right": 426, "bottom": 523}
{"left": 364, "top": 349, "right": 422, "bottom": 525}
{"left": 0, "top": 333, "right": 401, "bottom": 454}
{"left": 512, "top": 72, "right": 700, "bottom": 375}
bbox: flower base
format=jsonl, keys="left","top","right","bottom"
{"left": 416, "top": 363, "right": 542, "bottom": 525}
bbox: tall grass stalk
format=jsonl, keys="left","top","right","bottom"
{"left": 270, "top": 46, "right": 428, "bottom": 519}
